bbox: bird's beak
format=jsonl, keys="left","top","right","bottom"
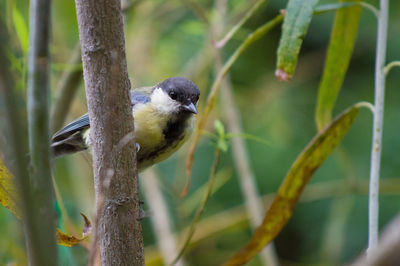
{"left": 183, "top": 102, "right": 198, "bottom": 114}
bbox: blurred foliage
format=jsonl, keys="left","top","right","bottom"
{"left": 1, "top": 0, "right": 400, "bottom": 265}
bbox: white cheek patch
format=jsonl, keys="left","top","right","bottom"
{"left": 151, "top": 87, "right": 180, "bottom": 114}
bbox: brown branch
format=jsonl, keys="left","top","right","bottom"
{"left": 74, "top": 0, "right": 144, "bottom": 265}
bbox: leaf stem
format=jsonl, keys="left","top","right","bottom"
{"left": 368, "top": 0, "right": 389, "bottom": 257}
{"left": 383, "top": 61, "right": 400, "bottom": 76}
{"left": 173, "top": 148, "right": 221, "bottom": 265}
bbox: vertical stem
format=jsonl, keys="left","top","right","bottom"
{"left": 74, "top": 0, "right": 144, "bottom": 264}
{"left": 142, "top": 169, "right": 185, "bottom": 266}
{"left": 50, "top": 44, "right": 82, "bottom": 133}
{"left": 219, "top": 76, "right": 278, "bottom": 266}
{"left": 368, "top": 0, "right": 388, "bottom": 256}
{"left": 26, "top": 0, "right": 58, "bottom": 264}
{"left": 213, "top": 1, "right": 277, "bottom": 264}
{"left": 1, "top": 19, "right": 55, "bottom": 266}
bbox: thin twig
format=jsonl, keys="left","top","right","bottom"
{"left": 368, "top": 0, "right": 389, "bottom": 257}
{"left": 142, "top": 169, "right": 185, "bottom": 266}
{"left": 51, "top": 44, "right": 82, "bottom": 133}
{"left": 182, "top": 0, "right": 209, "bottom": 24}
{"left": 212, "top": 0, "right": 277, "bottom": 263}
{"left": 172, "top": 148, "right": 221, "bottom": 265}
{"left": 215, "top": 0, "right": 267, "bottom": 48}
{"left": 383, "top": 61, "right": 400, "bottom": 76}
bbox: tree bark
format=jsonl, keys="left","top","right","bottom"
{"left": 74, "top": 0, "right": 144, "bottom": 265}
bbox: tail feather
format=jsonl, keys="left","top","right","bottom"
{"left": 51, "top": 132, "right": 88, "bottom": 157}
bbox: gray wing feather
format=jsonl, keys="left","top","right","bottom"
{"left": 52, "top": 88, "right": 151, "bottom": 157}
{"left": 52, "top": 113, "right": 90, "bottom": 142}
{"left": 130, "top": 90, "right": 151, "bottom": 106}
{"left": 53, "top": 89, "right": 150, "bottom": 142}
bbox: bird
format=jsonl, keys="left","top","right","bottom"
{"left": 51, "top": 77, "right": 200, "bottom": 171}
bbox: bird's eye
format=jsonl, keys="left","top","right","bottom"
{"left": 169, "top": 91, "right": 177, "bottom": 100}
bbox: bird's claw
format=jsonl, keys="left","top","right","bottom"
{"left": 136, "top": 143, "right": 141, "bottom": 152}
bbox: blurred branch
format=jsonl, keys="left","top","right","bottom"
{"left": 368, "top": 0, "right": 388, "bottom": 256}
{"left": 142, "top": 169, "right": 185, "bottom": 266}
{"left": 186, "top": 13, "right": 283, "bottom": 188}
{"left": 353, "top": 214, "right": 400, "bottom": 266}
{"left": 26, "top": 0, "right": 58, "bottom": 263}
{"left": 74, "top": 0, "right": 143, "bottom": 264}
{"left": 320, "top": 197, "right": 354, "bottom": 264}
{"left": 172, "top": 147, "right": 221, "bottom": 265}
{"left": 213, "top": 0, "right": 277, "bottom": 264}
{"left": 182, "top": 0, "right": 209, "bottom": 24}
{"left": 50, "top": 44, "right": 82, "bottom": 133}
{"left": 1, "top": 19, "right": 56, "bottom": 266}
{"left": 215, "top": 0, "right": 267, "bottom": 48}
{"left": 218, "top": 66, "right": 278, "bottom": 266}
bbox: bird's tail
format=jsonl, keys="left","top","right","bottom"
{"left": 51, "top": 132, "right": 88, "bottom": 157}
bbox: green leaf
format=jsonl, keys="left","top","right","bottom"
{"left": 224, "top": 102, "right": 366, "bottom": 266}
{"left": 12, "top": 5, "right": 28, "bottom": 54}
{"left": 214, "top": 119, "right": 225, "bottom": 137}
{"left": 315, "top": 0, "right": 363, "bottom": 131}
{"left": 275, "top": 0, "right": 319, "bottom": 81}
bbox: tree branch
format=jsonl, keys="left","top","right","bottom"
{"left": 50, "top": 44, "right": 82, "bottom": 133}
{"left": 26, "top": 0, "right": 58, "bottom": 263}
{"left": 368, "top": 0, "right": 389, "bottom": 256}
{"left": 74, "top": 0, "right": 144, "bottom": 265}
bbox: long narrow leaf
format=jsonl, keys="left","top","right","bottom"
{"left": 315, "top": 0, "right": 362, "bottom": 131}
{"left": 12, "top": 6, "right": 29, "bottom": 54}
{"left": 275, "top": 0, "right": 319, "bottom": 81}
{"left": 224, "top": 102, "right": 368, "bottom": 266}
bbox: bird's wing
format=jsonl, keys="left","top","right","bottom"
{"left": 52, "top": 113, "right": 90, "bottom": 142}
{"left": 130, "top": 90, "right": 151, "bottom": 107}
{"left": 53, "top": 90, "right": 151, "bottom": 141}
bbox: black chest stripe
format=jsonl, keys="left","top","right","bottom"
{"left": 137, "top": 117, "right": 188, "bottom": 163}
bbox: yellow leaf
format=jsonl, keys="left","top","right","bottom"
{"left": 57, "top": 213, "right": 92, "bottom": 247}
{"left": 0, "top": 157, "right": 21, "bottom": 218}
{"left": 224, "top": 102, "right": 367, "bottom": 265}
{"left": 1, "top": 157, "right": 92, "bottom": 247}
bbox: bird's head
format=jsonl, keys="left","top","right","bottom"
{"left": 150, "top": 77, "right": 200, "bottom": 116}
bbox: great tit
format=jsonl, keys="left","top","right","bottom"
{"left": 51, "top": 77, "right": 200, "bottom": 171}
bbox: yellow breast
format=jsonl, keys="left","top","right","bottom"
{"left": 133, "top": 104, "right": 166, "bottom": 151}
